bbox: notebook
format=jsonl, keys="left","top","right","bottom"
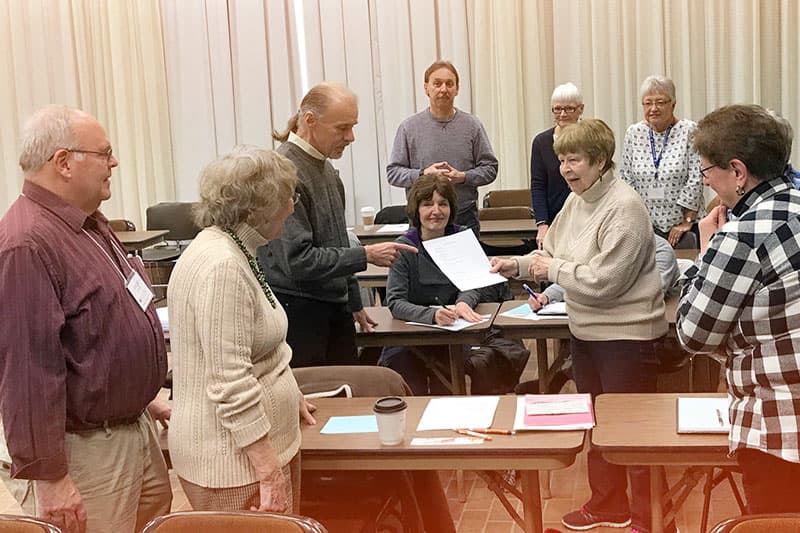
{"left": 677, "top": 397, "right": 730, "bottom": 434}
{"left": 513, "top": 394, "right": 594, "bottom": 431}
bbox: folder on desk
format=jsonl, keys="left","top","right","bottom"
{"left": 513, "top": 394, "right": 594, "bottom": 431}
{"left": 677, "top": 397, "right": 730, "bottom": 433}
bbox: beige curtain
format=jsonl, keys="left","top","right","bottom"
{"left": 471, "top": 0, "right": 800, "bottom": 193}
{"left": 0, "top": 0, "right": 174, "bottom": 228}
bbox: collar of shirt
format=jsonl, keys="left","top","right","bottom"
{"left": 21, "top": 180, "right": 111, "bottom": 235}
{"left": 579, "top": 170, "right": 617, "bottom": 204}
{"left": 288, "top": 131, "right": 325, "bottom": 161}
{"left": 731, "top": 174, "right": 794, "bottom": 218}
{"left": 232, "top": 222, "right": 268, "bottom": 256}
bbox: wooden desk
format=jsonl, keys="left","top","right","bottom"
{"left": 115, "top": 229, "right": 169, "bottom": 253}
{"left": 301, "top": 396, "right": 585, "bottom": 533}
{"left": 592, "top": 393, "right": 732, "bottom": 533}
{"left": 356, "top": 263, "right": 389, "bottom": 288}
{"left": 353, "top": 219, "right": 537, "bottom": 245}
{"left": 355, "top": 303, "right": 499, "bottom": 394}
{"left": 492, "top": 296, "right": 679, "bottom": 393}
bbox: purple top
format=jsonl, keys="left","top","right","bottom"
{"left": 0, "top": 181, "right": 167, "bottom": 480}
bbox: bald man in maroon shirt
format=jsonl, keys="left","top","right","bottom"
{"left": 0, "top": 106, "right": 171, "bottom": 533}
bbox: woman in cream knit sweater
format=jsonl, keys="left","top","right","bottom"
{"left": 491, "top": 120, "right": 672, "bottom": 533}
{"left": 168, "top": 146, "right": 315, "bottom": 513}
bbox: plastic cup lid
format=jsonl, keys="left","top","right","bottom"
{"left": 373, "top": 396, "right": 407, "bottom": 413}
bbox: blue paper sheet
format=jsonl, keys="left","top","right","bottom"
{"left": 320, "top": 415, "right": 378, "bottom": 434}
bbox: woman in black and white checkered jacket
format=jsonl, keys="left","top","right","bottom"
{"left": 677, "top": 104, "right": 800, "bottom": 515}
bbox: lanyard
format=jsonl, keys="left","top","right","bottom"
{"left": 648, "top": 124, "right": 674, "bottom": 179}
{"left": 82, "top": 228, "right": 134, "bottom": 284}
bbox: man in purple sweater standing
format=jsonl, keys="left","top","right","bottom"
{"left": 387, "top": 60, "right": 498, "bottom": 234}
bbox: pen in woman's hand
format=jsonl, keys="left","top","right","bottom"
{"left": 522, "top": 283, "right": 543, "bottom": 307}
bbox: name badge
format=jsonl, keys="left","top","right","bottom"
{"left": 649, "top": 187, "right": 666, "bottom": 200}
{"left": 126, "top": 271, "right": 154, "bottom": 311}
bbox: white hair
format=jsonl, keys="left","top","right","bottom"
{"left": 18, "top": 105, "right": 85, "bottom": 173}
{"left": 639, "top": 75, "right": 676, "bottom": 102}
{"left": 551, "top": 82, "right": 582, "bottom": 105}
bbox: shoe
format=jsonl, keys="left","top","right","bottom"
{"left": 561, "top": 506, "right": 631, "bottom": 530}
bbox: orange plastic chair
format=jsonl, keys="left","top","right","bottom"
{"left": 710, "top": 513, "right": 800, "bottom": 532}
{"left": 0, "top": 514, "right": 62, "bottom": 533}
{"left": 141, "top": 510, "right": 327, "bottom": 533}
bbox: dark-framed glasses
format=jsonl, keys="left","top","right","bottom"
{"left": 48, "top": 147, "right": 115, "bottom": 164}
{"left": 699, "top": 164, "right": 717, "bottom": 178}
{"left": 552, "top": 105, "right": 579, "bottom": 114}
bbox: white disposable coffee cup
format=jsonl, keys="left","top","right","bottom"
{"left": 360, "top": 206, "right": 376, "bottom": 230}
{"left": 373, "top": 396, "right": 407, "bottom": 446}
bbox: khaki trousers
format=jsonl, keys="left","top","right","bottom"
{"left": 35, "top": 413, "right": 172, "bottom": 533}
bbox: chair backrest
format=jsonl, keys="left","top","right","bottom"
{"left": 141, "top": 511, "right": 327, "bottom": 533}
{"left": 145, "top": 202, "right": 202, "bottom": 241}
{"left": 374, "top": 205, "right": 408, "bottom": 225}
{"left": 483, "top": 189, "right": 531, "bottom": 208}
{"left": 710, "top": 513, "right": 800, "bottom": 533}
{"left": 478, "top": 206, "right": 534, "bottom": 221}
{"left": 108, "top": 219, "right": 136, "bottom": 232}
{"left": 293, "top": 366, "right": 413, "bottom": 397}
{"left": 0, "top": 515, "right": 62, "bottom": 533}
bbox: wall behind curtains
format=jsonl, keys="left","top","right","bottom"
{"left": 0, "top": 0, "right": 174, "bottom": 227}
{"left": 472, "top": 0, "right": 800, "bottom": 194}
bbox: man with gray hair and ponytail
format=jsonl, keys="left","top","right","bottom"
{"left": 260, "top": 83, "right": 417, "bottom": 368}
{"left": 0, "top": 105, "right": 171, "bottom": 532}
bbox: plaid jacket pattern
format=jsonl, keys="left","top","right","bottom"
{"left": 677, "top": 176, "right": 800, "bottom": 463}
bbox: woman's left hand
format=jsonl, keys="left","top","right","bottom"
{"left": 454, "top": 301, "right": 483, "bottom": 323}
{"left": 527, "top": 255, "right": 552, "bottom": 283}
{"left": 299, "top": 395, "right": 317, "bottom": 426}
{"left": 146, "top": 398, "right": 171, "bottom": 429}
{"left": 668, "top": 220, "right": 693, "bottom": 247}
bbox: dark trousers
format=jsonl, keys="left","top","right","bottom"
{"left": 378, "top": 345, "right": 455, "bottom": 395}
{"left": 737, "top": 448, "right": 800, "bottom": 514}
{"left": 275, "top": 292, "right": 357, "bottom": 368}
{"left": 571, "top": 336, "right": 674, "bottom": 533}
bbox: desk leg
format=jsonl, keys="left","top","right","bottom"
{"left": 651, "top": 465, "right": 664, "bottom": 533}
{"left": 536, "top": 339, "right": 549, "bottom": 393}
{"left": 448, "top": 344, "right": 466, "bottom": 395}
{"left": 521, "top": 471, "right": 543, "bottom": 533}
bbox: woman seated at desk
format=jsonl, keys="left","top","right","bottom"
{"left": 491, "top": 120, "right": 674, "bottom": 533}
{"left": 380, "top": 174, "right": 528, "bottom": 395}
{"left": 168, "top": 146, "right": 316, "bottom": 514}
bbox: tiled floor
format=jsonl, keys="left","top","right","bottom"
{"left": 0, "top": 339, "right": 744, "bottom": 532}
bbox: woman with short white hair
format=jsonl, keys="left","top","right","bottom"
{"left": 168, "top": 146, "right": 316, "bottom": 514}
{"left": 530, "top": 82, "right": 584, "bottom": 248}
{"left": 621, "top": 75, "right": 704, "bottom": 248}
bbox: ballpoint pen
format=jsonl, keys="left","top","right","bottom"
{"left": 454, "top": 429, "right": 492, "bottom": 440}
{"left": 715, "top": 408, "right": 725, "bottom": 427}
{"left": 522, "top": 283, "right": 543, "bottom": 307}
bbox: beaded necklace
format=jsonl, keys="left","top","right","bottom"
{"left": 223, "top": 228, "right": 276, "bottom": 309}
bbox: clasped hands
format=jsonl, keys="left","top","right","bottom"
{"left": 489, "top": 254, "right": 552, "bottom": 283}
{"left": 424, "top": 161, "right": 466, "bottom": 183}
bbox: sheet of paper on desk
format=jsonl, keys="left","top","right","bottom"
{"left": 411, "top": 436, "right": 486, "bottom": 446}
{"left": 416, "top": 396, "right": 499, "bottom": 431}
{"left": 320, "top": 415, "right": 378, "bottom": 434}
{"left": 499, "top": 303, "right": 566, "bottom": 321}
{"left": 377, "top": 223, "right": 409, "bottom": 233}
{"left": 677, "top": 397, "right": 730, "bottom": 433}
{"left": 513, "top": 394, "right": 595, "bottom": 431}
{"left": 406, "top": 315, "right": 491, "bottom": 332}
{"left": 422, "top": 230, "right": 508, "bottom": 291}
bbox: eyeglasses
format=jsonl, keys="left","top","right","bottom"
{"left": 48, "top": 147, "right": 115, "bottom": 164}
{"left": 642, "top": 99, "right": 672, "bottom": 109}
{"left": 699, "top": 164, "right": 717, "bottom": 178}
{"left": 292, "top": 191, "right": 301, "bottom": 205}
{"left": 552, "top": 105, "right": 580, "bottom": 114}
